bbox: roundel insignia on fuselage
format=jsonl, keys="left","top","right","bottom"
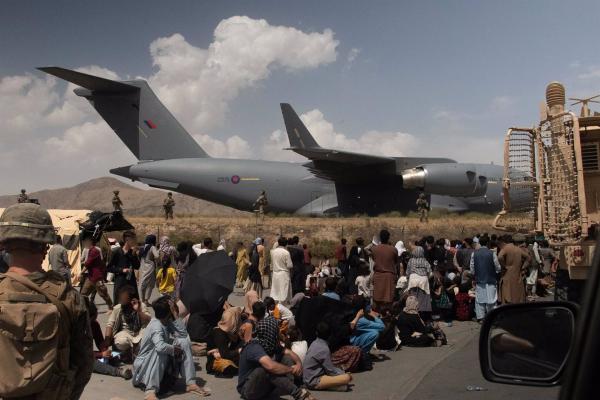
{"left": 231, "top": 175, "right": 240, "bottom": 184}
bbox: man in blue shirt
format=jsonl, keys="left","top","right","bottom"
{"left": 321, "top": 277, "right": 341, "bottom": 301}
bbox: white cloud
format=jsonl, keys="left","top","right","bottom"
{"left": 578, "top": 67, "right": 600, "bottom": 80}
{"left": 262, "top": 108, "right": 419, "bottom": 159}
{"left": 0, "top": 16, "right": 339, "bottom": 193}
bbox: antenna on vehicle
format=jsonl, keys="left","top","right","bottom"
{"left": 569, "top": 94, "right": 600, "bottom": 117}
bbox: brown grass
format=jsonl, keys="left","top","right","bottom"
{"left": 128, "top": 213, "right": 499, "bottom": 259}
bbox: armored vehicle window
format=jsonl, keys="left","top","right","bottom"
{"left": 582, "top": 143, "right": 599, "bottom": 172}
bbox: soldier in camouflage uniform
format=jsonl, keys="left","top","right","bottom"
{"left": 17, "top": 189, "right": 28, "bottom": 204}
{"left": 163, "top": 192, "right": 175, "bottom": 220}
{"left": 0, "top": 203, "right": 94, "bottom": 399}
{"left": 112, "top": 190, "right": 123, "bottom": 212}
{"left": 253, "top": 190, "right": 269, "bottom": 215}
{"left": 416, "top": 192, "right": 429, "bottom": 223}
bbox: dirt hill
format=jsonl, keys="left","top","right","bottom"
{"left": 0, "top": 177, "right": 247, "bottom": 216}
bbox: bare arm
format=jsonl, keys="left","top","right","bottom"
{"left": 259, "top": 355, "right": 293, "bottom": 376}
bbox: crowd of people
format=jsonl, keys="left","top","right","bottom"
{"left": 0, "top": 201, "right": 558, "bottom": 400}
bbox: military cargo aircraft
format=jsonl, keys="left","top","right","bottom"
{"left": 39, "top": 67, "right": 504, "bottom": 215}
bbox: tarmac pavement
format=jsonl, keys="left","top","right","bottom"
{"left": 81, "top": 285, "right": 553, "bottom": 400}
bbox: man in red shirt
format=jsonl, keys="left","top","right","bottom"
{"left": 335, "top": 238, "right": 348, "bottom": 277}
{"left": 80, "top": 237, "right": 113, "bottom": 310}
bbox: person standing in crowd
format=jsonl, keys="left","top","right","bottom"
{"left": 405, "top": 246, "right": 433, "bottom": 317}
{"left": 133, "top": 296, "right": 211, "bottom": 399}
{"left": 303, "top": 322, "right": 352, "bottom": 391}
{"left": 347, "top": 237, "right": 367, "bottom": 294}
{"left": 303, "top": 243, "right": 312, "bottom": 269}
{"left": 139, "top": 234, "right": 159, "bottom": 307}
{"left": 48, "top": 234, "right": 72, "bottom": 283}
{"left": 156, "top": 257, "right": 177, "bottom": 299}
{"left": 469, "top": 236, "right": 501, "bottom": 321}
{"left": 454, "top": 238, "right": 474, "bottom": 276}
{"left": 245, "top": 238, "right": 264, "bottom": 297}
{"left": 335, "top": 238, "right": 348, "bottom": 277}
{"left": 498, "top": 235, "right": 530, "bottom": 304}
{"left": 163, "top": 192, "right": 175, "bottom": 220}
{"left": 236, "top": 241, "right": 250, "bottom": 288}
{"left": 0, "top": 203, "right": 93, "bottom": 399}
{"left": 372, "top": 229, "right": 398, "bottom": 311}
{"left": 112, "top": 190, "right": 123, "bottom": 212}
{"left": 80, "top": 237, "right": 114, "bottom": 311}
{"left": 108, "top": 230, "right": 140, "bottom": 300}
{"left": 175, "top": 241, "right": 196, "bottom": 301}
{"left": 270, "top": 237, "right": 294, "bottom": 305}
{"left": 288, "top": 236, "right": 306, "bottom": 295}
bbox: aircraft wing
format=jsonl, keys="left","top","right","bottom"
{"left": 280, "top": 103, "right": 453, "bottom": 182}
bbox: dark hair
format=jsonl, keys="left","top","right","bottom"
{"left": 302, "top": 243, "right": 307, "bottom": 249}
{"left": 358, "top": 262, "right": 370, "bottom": 276}
{"left": 252, "top": 301, "right": 266, "bottom": 320}
{"left": 203, "top": 237, "right": 213, "bottom": 248}
{"left": 356, "top": 237, "right": 364, "bottom": 246}
{"left": 436, "top": 238, "right": 445, "bottom": 247}
{"left": 341, "top": 238, "right": 347, "bottom": 245}
{"left": 379, "top": 230, "right": 390, "bottom": 244}
{"left": 464, "top": 238, "right": 473, "bottom": 247}
{"left": 118, "top": 285, "right": 138, "bottom": 300}
{"left": 316, "top": 321, "right": 331, "bottom": 340}
{"left": 123, "top": 230, "right": 136, "bottom": 241}
{"left": 152, "top": 296, "right": 172, "bottom": 319}
{"left": 325, "top": 277, "right": 337, "bottom": 292}
{"left": 287, "top": 325, "right": 302, "bottom": 342}
{"left": 292, "top": 236, "right": 300, "bottom": 245}
{"left": 479, "top": 236, "right": 489, "bottom": 247}
{"left": 278, "top": 237, "right": 287, "bottom": 247}
{"left": 263, "top": 296, "right": 276, "bottom": 311}
{"left": 426, "top": 235, "right": 435, "bottom": 245}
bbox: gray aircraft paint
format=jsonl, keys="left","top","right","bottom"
{"left": 40, "top": 67, "right": 505, "bottom": 215}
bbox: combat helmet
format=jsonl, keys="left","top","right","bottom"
{"left": 20, "top": 189, "right": 26, "bottom": 194}
{"left": 0, "top": 203, "right": 56, "bottom": 244}
{"left": 113, "top": 190, "right": 120, "bottom": 194}
{"left": 419, "top": 193, "right": 426, "bottom": 199}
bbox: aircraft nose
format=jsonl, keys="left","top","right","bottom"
{"left": 401, "top": 167, "right": 426, "bottom": 189}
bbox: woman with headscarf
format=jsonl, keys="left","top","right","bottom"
{"left": 139, "top": 234, "right": 159, "bottom": 307}
{"left": 174, "top": 241, "right": 196, "bottom": 301}
{"left": 244, "top": 238, "right": 263, "bottom": 297}
{"left": 158, "top": 236, "right": 176, "bottom": 272}
{"left": 406, "top": 246, "right": 433, "bottom": 316}
{"left": 396, "top": 296, "right": 440, "bottom": 347}
{"left": 239, "top": 290, "right": 260, "bottom": 342}
{"left": 206, "top": 306, "right": 243, "bottom": 376}
{"left": 235, "top": 241, "right": 250, "bottom": 288}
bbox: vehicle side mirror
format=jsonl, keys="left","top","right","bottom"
{"left": 479, "top": 302, "right": 578, "bottom": 386}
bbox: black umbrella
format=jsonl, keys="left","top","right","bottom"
{"left": 181, "top": 250, "right": 237, "bottom": 314}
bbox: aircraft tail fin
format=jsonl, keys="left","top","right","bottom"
{"left": 280, "top": 103, "right": 321, "bottom": 149}
{"left": 38, "top": 67, "right": 209, "bottom": 160}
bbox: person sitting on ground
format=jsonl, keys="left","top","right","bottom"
{"left": 303, "top": 322, "right": 353, "bottom": 392}
{"left": 206, "top": 305, "right": 243, "bottom": 377}
{"left": 264, "top": 296, "right": 294, "bottom": 335}
{"left": 253, "top": 301, "right": 283, "bottom": 358}
{"left": 322, "top": 277, "right": 341, "bottom": 301}
{"left": 88, "top": 301, "right": 132, "bottom": 380}
{"left": 133, "top": 296, "right": 211, "bottom": 399}
{"left": 285, "top": 325, "right": 308, "bottom": 363}
{"left": 104, "top": 285, "right": 151, "bottom": 359}
{"left": 396, "top": 296, "right": 445, "bottom": 347}
{"left": 349, "top": 295, "right": 385, "bottom": 354}
{"left": 237, "top": 327, "right": 314, "bottom": 400}
{"left": 375, "top": 305, "right": 401, "bottom": 351}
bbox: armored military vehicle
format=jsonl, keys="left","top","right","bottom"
{"left": 494, "top": 82, "right": 600, "bottom": 302}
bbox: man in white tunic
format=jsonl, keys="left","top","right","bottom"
{"left": 270, "top": 237, "right": 293, "bottom": 305}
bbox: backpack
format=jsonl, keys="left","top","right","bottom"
{"left": 0, "top": 272, "right": 72, "bottom": 399}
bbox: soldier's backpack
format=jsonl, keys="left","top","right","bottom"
{"left": 0, "top": 272, "right": 72, "bottom": 399}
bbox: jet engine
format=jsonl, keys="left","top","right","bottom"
{"left": 401, "top": 163, "right": 487, "bottom": 197}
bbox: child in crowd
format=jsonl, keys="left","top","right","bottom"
{"left": 156, "top": 258, "right": 177, "bottom": 299}
{"left": 355, "top": 263, "right": 372, "bottom": 300}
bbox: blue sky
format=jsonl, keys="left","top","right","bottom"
{"left": 2, "top": 0, "right": 600, "bottom": 194}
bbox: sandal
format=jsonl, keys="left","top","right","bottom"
{"left": 186, "top": 385, "right": 211, "bottom": 397}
